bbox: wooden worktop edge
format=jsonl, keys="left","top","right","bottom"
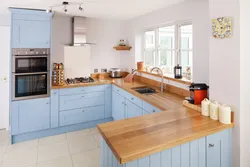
{"left": 98, "top": 122, "right": 234, "bottom": 164}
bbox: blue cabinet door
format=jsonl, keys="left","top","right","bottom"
{"left": 12, "top": 19, "right": 51, "bottom": 48}
{"left": 18, "top": 98, "right": 50, "bottom": 134}
{"left": 104, "top": 84, "right": 112, "bottom": 118}
{"left": 207, "top": 129, "right": 232, "bottom": 167}
{"left": 112, "top": 91, "right": 125, "bottom": 121}
{"left": 126, "top": 100, "right": 143, "bottom": 119}
{"left": 51, "top": 89, "right": 59, "bottom": 128}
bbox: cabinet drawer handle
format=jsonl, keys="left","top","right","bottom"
{"left": 46, "top": 102, "right": 49, "bottom": 104}
{"left": 82, "top": 96, "right": 85, "bottom": 98}
{"left": 209, "top": 144, "right": 214, "bottom": 148}
{"left": 82, "top": 110, "right": 85, "bottom": 112}
{"left": 153, "top": 110, "right": 156, "bottom": 112}
{"left": 82, "top": 90, "right": 85, "bottom": 91}
{"left": 53, "top": 92, "right": 57, "bottom": 95}
{"left": 131, "top": 98, "right": 134, "bottom": 100}
{"left": 117, "top": 90, "right": 119, "bottom": 92}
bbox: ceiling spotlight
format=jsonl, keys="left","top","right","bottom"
{"left": 46, "top": 8, "right": 52, "bottom": 13}
{"left": 79, "top": 4, "right": 83, "bottom": 11}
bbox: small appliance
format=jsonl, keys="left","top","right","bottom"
{"left": 109, "top": 68, "right": 122, "bottom": 78}
{"left": 174, "top": 64, "right": 182, "bottom": 79}
{"left": 185, "top": 83, "right": 209, "bottom": 105}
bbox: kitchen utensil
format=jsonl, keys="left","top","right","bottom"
{"left": 110, "top": 68, "right": 122, "bottom": 78}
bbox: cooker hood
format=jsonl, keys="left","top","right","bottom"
{"left": 72, "top": 16, "right": 96, "bottom": 46}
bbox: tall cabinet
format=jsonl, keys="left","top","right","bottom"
{"left": 10, "top": 9, "right": 53, "bottom": 141}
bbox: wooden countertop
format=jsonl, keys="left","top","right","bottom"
{"left": 52, "top": 78, "right": 184, "bottom": 111}
{"left": 97, "top": 107, "right": 234, "bottom": 164}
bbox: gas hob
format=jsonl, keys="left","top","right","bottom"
{"left": 65, "top": 77, "right": 95, "bottom": 85}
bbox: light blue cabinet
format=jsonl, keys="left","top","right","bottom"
{"left": 11, "top": 98, "right": 50, "bottom": 135}
{"left": 101, "top": 129, "right": 232, "bottom": 167}
{"left": 112, "top": 85, "right": 161, "bottom": 119}
{"left": 105, "top": 85, "right": 112, "bottom": 118}
{"left": 126, "top": 100, "right": 143, "bottom": 119}
{"left": 10, "top": 8, "right": 52, "bottom": 48}
{"left": 112, "top": 91, "right": 126, "bottom": 121}
{"left": 12, "top": 20, "right": 51, "bottom": 48}
{"left": 51, "top": 89, "right": 59, "bottom": 128}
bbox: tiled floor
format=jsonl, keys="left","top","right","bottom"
{"left": 0, "top": 127, "right": 101, "bottom": 167}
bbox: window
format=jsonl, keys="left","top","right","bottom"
{"left": 144, "top": 22, "right": 193, "bottom": 77}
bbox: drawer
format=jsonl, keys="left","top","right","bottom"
{"left": 143, "top": 101, "right": 161, "bottom": 114}
{"left": 125, "top": 93, "right": 143, "bottom": 108}
{"left": 59, "top": 105, "right": 105, "bottom": 126}
{"left": 59, "top": 85, "right": 105, "bottom": 95}
{"left": 60, "top": 92, "right": 105, "bottom": 111}
{"left": 112, "top": 85, "right": 127, "bottom": 97}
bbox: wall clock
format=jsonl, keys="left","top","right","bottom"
{"left": 212, "top": 17, "right": 232, "bottom": 39}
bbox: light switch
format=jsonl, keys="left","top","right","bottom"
{"left": 3, "top": 77, "right": 7, "bottom": 83}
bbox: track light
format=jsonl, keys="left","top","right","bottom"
{"left": 47, "top": 1, "right": 84, "bottom": 14}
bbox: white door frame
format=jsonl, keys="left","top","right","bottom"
{"left": 0, "top": 25, "right": 10, "bottom": 130}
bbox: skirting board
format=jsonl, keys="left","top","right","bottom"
{"left": 11, "top": 118, "right": 113, "bottom": 144}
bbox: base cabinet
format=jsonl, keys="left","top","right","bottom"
{"left": 11, "top": 98, "right": 50, "bottom": 135}
{"left": 112, "top": 91, "right": 126, "bottom": 120}
{"left": 101, "top": 129, "right": 232, "bottom": 167}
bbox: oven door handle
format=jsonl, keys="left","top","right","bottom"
{"left": 14, "top": 72, "right": 49, "bottom": 76}
{"left": 13, "top": 55, "right": 48, "bottom": 58}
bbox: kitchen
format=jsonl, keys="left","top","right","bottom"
{"left": 0, "top": 0, "right": 249, "bottom": 167}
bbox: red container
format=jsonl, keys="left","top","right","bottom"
{"left": 186, "top": 83, "right": 209, "bottom": 105}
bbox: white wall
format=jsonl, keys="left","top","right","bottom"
{"left": 52, "top": 14, "right": 127, "bottom": 75}
{"left": 208, "top": 0, "right": 240, "bottom": 166}
{"left": 0, "top": 13, "right": 11, "bottom": 26}
{"left": 124, "top": 0, "right": 210, "bottom": 84}
{"left": 240, "top": 0, "right": 250, "bottom": 166}
{"left": 52, "top": 14, "right": 72, "bottom": 64}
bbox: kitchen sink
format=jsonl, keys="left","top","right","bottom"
{"left": 132, "top": 87, "right": 157, "bottom": 95}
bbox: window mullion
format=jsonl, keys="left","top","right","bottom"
{"left": 175, "top": 24, "right": 180, "bottom": 66}
{"left": 155, "top": 28, "right": 159, "bottom": 67}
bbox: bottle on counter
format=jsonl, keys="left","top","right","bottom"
{"left": 201, "top": 98, "right": 211, "bottom": 116}
{"left": 219, "top": 104, "right": 232, "bottom": 124}
{"left": 210, "top": 101, "right": 220, "bottom": 120}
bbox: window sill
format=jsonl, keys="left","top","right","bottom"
{"left": 138, "top": 70, "right": 192, "bottom": 85}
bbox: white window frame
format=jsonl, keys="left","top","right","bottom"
{"left": 143, "top": 21, "right": 193, "bottom": 75}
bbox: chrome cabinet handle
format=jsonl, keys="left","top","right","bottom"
{"left": 209, "top": 144, "right": 214, "bottom": 148}
{"left": 53, "top": 92, "right": 57, "bottom": 95}
{"left": 131, "top": 98, "right": 134, "bottom": 100}
{"left": 82, "top": 110, "right": 85, "bottom": 112}
{"left": 153, "top": 110, "right": 156, "bottom": 113}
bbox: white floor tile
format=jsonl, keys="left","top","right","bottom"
{"left": 6, "top": 139, "right": 38, "bottom": 153}
{"left": 66, "top": 129, "right": 91, "bottom": 141}
{"left": 68, "top": 135, "right": 98, "bottom": 154}
{"left": 0, "top": 130, "right": 9, "bottom": 144}
{"left": 37, "top": 156, "right": 73, "bottom": 167}
{"left": 38, "top": 140, "right": 70, "bottom": 163}
{"left": 89, "top": 127, "right": 99, "bottom": 134}
{"left": 39, "top": 134, "right": 66, "bottom": 146}
{"left": 1, "top": 147, "right": 37, "bottom": 167}
{"left": 93, "top": 133, "right": 101, "bottom": 147}
{"left": 72, "top": 148, "right": 100, "bottom": 167}
{"left": 0, "top": 143, "right": 8, "bottom": 156}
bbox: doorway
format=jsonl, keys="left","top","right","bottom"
{"left": 0, "top": 26, "right": 10, "bottom": 130}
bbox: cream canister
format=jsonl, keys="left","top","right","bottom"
{"left": 219, "top": 104, "right": 231, "bottom": 124}
{"left": 210, "top": 101, "right": 220, "bottom": 120}
{"left": 201, "top": 98, "right": 211, "bottom": 116}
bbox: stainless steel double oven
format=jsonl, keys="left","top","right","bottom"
{"left": 12, "top": 48, "right": 50, "bottom": 101}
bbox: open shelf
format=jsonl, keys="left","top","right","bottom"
{"left": 113, "top": 46, "right": 132, "bottom": 51}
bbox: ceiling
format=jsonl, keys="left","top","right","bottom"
{"left": 1, "top": 0, "right": 185, "bottom": 20}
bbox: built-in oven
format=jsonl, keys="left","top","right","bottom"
{"left": 12, "top": 48, "right": 50, "bottom": 101}
{"left": 12, "top": 48, "right": 50, "bottom": 73}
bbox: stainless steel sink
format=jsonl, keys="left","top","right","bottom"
{"left": 132, "top": 87, "right": 157, "bottom": 95}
